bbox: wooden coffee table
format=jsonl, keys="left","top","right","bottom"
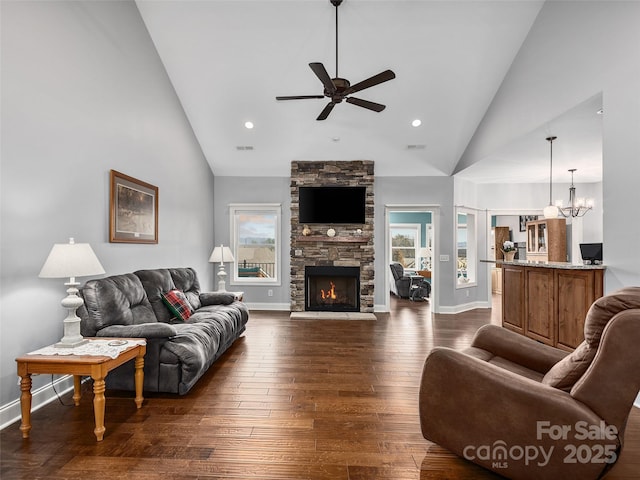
{"left": 16, "top": 338, "right": 146, "bottom": 441}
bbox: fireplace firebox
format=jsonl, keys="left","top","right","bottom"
{"left": 305, "top": 266, "right": 360, "bottom": 312}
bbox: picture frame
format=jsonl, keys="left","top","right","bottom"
{"left": 519, "top": 215, "right": 538, "bottom": 232}
{"left": 109, "top": 170, "right": 158, "bottom": 243}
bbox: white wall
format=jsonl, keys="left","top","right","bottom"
{"left": 212, "top": 176, "right": 291, "bottom": 307}
{"left": 1, "top": 1, "right": 215, "bottom": 411}
{"left": 479, "top": 181, "right": 604, "bottom": 245}
{"left": 459, "top": 1, "right": 640, "bottom": 292}
{"left": 375, "top": 176, "right": 470, "bottom": 311}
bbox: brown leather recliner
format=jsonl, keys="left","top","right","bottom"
{"left": 419, "top": 286, "right": 640, "bottom": 480}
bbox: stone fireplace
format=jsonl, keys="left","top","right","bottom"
{"left": 290, "top": 161, "right": 374, "bottom": 313}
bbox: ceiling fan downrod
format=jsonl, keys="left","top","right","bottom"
{"left": 332, "top": 0, "right": 343, "bottom": 78}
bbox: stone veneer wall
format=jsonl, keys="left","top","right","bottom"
{"left": 290, "top": 161, "right": 375, "bottom": 312}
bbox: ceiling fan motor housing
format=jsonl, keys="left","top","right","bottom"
{"left": 326, "top": 77, "right": 350, "bottom": 101}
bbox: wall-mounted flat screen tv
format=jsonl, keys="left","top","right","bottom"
{"left": 299, "top": 186, "right": 366, "bottom": 224}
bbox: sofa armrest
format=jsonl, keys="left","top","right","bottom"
{"left": 471, "top": 324, "right": 569, "bottom": 374}
{"left": 96, "top": 323, "right": 177, "bottom": 339}
{"left": 199, "top": 291, "right": 236, "bottom": 306}
{"left": 420, "top": 347, "right": 613, "bottom": 479}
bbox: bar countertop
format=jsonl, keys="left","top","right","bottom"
{"left": 481, "top": 259, "right": 606, "bottom": 270}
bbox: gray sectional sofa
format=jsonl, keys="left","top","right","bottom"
{"left": 78, "top": 267, "right": 248, "bottom": 394}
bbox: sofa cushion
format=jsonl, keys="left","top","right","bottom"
{"left": 79, "top": 273, "right": 157, "bottom": 337}
{"left": 542, "top": 286, "right": 640, "bottom": 391}
{"left": 169, "top": 268, "right": 202, "bottom": 310}
{"left": 200, "top": 291, "right": 236, "bottom": 306}
{"left": 161, "top": 322, "right": 222, "bottom": 394}
{"left": 134, "top": 269, "right": 176, "bottom": 323}
{"left": 162, "top": 289, "right": 193, "bottom": 321}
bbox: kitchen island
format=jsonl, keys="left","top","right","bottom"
{"left": 498, "top": 260, "right": 605, "bottom": 351}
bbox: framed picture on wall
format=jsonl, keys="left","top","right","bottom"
{"left": 109, "top": 170, "right": 158, "bottom": 243}
{"left": 519, "top": 215, "right": 538, "bottom": 232}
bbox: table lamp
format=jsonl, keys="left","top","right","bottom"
{"left": 419, "top": 247, "right": 432, "bottom": 271}
{"left": 209, "top": 244, "right": 235, "bottom": 292}
{"left": 39, "top": 238, "right": 105, "bottom": 348}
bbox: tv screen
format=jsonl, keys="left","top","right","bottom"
{"left": 579, "top": 243, "right": 603, "bottom": 264}
{"left": 299, "top": 186, "right": 366, "bottom": 224}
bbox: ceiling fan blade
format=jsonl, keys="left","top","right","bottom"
{"left": 316, "top": 102, "right": 336, "bottom": 121}
{"left": 346, "top": 97, "right": 386, "bottom": 112}
{"left": 309, "top": 62, "right": 336, "bottom": 94}
{"left": 276, "top": 95, "right": 325, "bottom": 100}
{"left": 345, "top": 70, "right": 396, "bottom": 95}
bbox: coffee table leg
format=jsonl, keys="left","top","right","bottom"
{"left": 19, "top": 373, "right": 32, "bottom": 439}
{"left": 73, "top": 375, "right": 82, "bottom": 406}
{"left": 134, "top": 352, "right": 144, "bottom": 409}
{"left": 92, "top": 377, "right": 106, "bottom": 441}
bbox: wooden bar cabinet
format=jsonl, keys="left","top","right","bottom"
{"left": 501, "top": 261, "right": 605, "bottom": 351}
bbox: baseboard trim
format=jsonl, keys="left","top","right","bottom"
{"left": 245, "top": 302, "right": 290, "bottom": 311}
{"left": 437, "top": 301, "right": 491, "bottom": 314}
{"left": 0, "top": 375, "right": 75, "bottom": 430}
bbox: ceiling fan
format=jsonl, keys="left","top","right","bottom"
{"left": 276, "top": 0, "right": 396, "bottom": 121}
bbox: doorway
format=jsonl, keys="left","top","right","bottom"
{"left": 486, "top": 209, "right": 539, "bottom": 298}
{"left": 385, "top": 205, "right": 439, "bottom": 313}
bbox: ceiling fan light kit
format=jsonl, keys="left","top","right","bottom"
{"left": 276, "top": 0, "right": 396, "bottom": 120}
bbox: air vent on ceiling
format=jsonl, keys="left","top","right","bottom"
{"left": 236, "top": 146, "right": 254, "bottom": 151}
{"left": 407, "top": 144, "right": 426, "bottom": 150}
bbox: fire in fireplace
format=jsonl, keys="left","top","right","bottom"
{"left": 305, "top": 266, "right": 360, "bottom": 312}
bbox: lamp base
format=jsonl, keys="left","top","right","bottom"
{"left": 217, "top": 264, "right": 228, "bottom": 292}
{"left": 54, "top": 283, "right": 88, "bottom": 349}
{"left": 55, "top": 338, "right": 89, "bottom": 349}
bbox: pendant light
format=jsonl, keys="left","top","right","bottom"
{"left": 543, "top": 136, "right": 559, "bottom": 219}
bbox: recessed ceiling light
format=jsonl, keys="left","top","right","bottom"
{"left": 412, "top": 119, "right": 422, "bottom": 127}
{"left": 244, "top": 121, "right": 254, "bottom": 129}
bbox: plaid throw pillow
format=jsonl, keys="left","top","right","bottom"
{"left": 161, "top": 289, "right": 193, "bottom": 321}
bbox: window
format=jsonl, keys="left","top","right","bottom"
{"left": 230, "top": 204, "right": 281, "bottom": 285}
{"left": 390, "top": 224, "right": 421, "bottom": 269}
{"left": 456, "top": 209, "right": 476, "bottom": 286}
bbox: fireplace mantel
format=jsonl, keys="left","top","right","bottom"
{"left": 295, "top": 235, "right": 370, "bottom": 244}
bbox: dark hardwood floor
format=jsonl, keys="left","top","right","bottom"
{"left": 2, "top": 295, "right": 639, "bottom": 479}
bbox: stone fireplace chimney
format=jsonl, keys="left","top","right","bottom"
{"left": 290, "top": 161, "right": 375, "bottom": 313}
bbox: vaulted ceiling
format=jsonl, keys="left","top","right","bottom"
{"left": 135, "top": 0, "right": 602, "bottom": 183}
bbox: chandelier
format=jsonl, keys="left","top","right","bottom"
{"left": 556, "top": 168, "right": 593, "bottom": 218}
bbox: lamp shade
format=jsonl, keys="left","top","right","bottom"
{"left": 209, "top": 245, "right": 235, "bottom": 263}
{"left": 418, "top": 247, "right": 432, "bottom": 257}
{"left": 39, "top": 238, "right": 105, "bottom": 279}
{"left": 543, "top": 204, "right": 559, "bottom": 219}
